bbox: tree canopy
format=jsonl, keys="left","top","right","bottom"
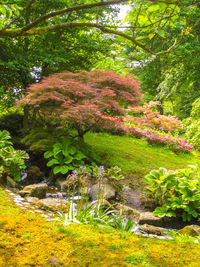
{"left": 0, "top": 0, "right": 199, "bottom": 55}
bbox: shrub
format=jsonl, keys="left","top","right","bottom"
{"left": 143, "top": 166, "right": 200, "bottom": 222}
{"left": 125, "top": 101, "right": 183, "bottom": 132}
{"left": 0, "top": 130, "right": 29, "bottom": 181}
{"left": 116, "top": 126, "right": 194, "bottom": 153}
{"left": 184, "top": 98, "right": 200, "bottom": 149}
{"left": 44, "top": 138, "right": 89, "bottom": 175}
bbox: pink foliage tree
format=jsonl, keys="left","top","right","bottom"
{"left": 18, "top": 70, "right": 141, "bottom": 138}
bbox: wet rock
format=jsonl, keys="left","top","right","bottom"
{"left": 90, "top": 182, "right": 116, "bottom": 201}
{"left": 24, "top": 197, "right": 39, "bottom": 204}
{"left": 21, "top": 166, "right": 42, "bottom": 185}
{"left": 115, "top": 204, "right": 140, "bottom": 220}
{"left": 178, "top": 225, "right": 200, "bottom": 237}
{"left": 36, "top": 198, "right": 68, "bottom": 212}
{"left": 139, "top": 212, "right": 163, "bottom": 227}
{"left": 19, "top": 183, "right": 48, "bottom": 198}
{"left": 141, "top": 197, "right": 157, "bottom": 211}
{"left": 138, "top": 224, "right": 164, "bottom": 236}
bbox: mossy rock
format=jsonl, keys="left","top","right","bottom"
{"left": 36, "top": 198, "right": 69, "bottom": 212}
{"left": 178, "top": 225, "right": 200, "bottom": 237}
{"left": 19, "top": 183, "right": 48, "bottom": 198}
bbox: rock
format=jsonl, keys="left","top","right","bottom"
{"left": 22, "top": 166, "right": 42, "bottom": 185}
{"left": 138, "top": 224, "right": 164, "bottom": 236}
{"left": 36, "top": 198, "right": 68, "bottom": 212}
{"left": 24, "top": 197, "right": 39, "bottom": 204}
{"left": 19, "top": 183, "right": 48, "bottom": 198}
{"left": 6, "top": 176, "right": 21, "bottom": 189}
{"left": 90, "top": 182, "right": 116, "bottom": 201}
{"left": 139, "top": 212, "right": 163, "bottom": 227}
{"left": 115, "top": 204, "right": 140, "bottom": 220}
{"left": 178, "top": 225, "right": 200, "bottom": 237}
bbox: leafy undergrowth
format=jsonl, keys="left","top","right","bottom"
{"left": 85, "top": 133, "right": 198, "bottom": 178}
{"left": 1, "top": 189, "right": 200, "bottom": 266}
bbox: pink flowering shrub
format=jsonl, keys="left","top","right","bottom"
{"left": 125, "top": 101, "right": 183, "bottom": 132}
{"left": 113, "top": 126, "right": 194, "bottom": 153}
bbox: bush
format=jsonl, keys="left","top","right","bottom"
{"left": 143, "top": 165, "right": 200, "bottom": 221}
{"left": 0, "top": 130, "right": 29, "bottom": 181}
{"left": 184, "top": 98, "right": 200, "bottom": 149}
{"left": 125, "top": 101, "right": 183, "bottom": 132}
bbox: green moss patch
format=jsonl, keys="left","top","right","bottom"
{"left": 0, "top": 188, "right": 200, "bottom": 266}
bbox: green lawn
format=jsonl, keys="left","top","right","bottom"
{"left": 85, "top": 133, "right": 198, "bottom": 178}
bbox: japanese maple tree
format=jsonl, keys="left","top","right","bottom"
{"left": 18, "top": 70, "right": 141, "bottom": 138}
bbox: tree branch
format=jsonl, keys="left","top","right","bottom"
{"left": 0, "top": 22, "right": 167, "bottom": 54}
{"left": 20, "top": 0, "right": 129, "bottom": 33}
{"left": 0, "top": 0, "right": 34, "bottom": 33}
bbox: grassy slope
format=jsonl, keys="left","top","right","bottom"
{"left": 85, "top": 133, "right": 198, "bottom": 178}
{"left": 1, "top": 188, "right": 200, "bottom": 267}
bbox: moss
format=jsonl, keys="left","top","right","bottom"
{"left": 1, "top": 188, "right": 200, "bottom": 266}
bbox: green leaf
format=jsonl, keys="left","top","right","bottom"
{"left": 64, "top": 155, "right": 73, "bottom": 164}
{"left": 53, "top": 166, "right": 62, "bottom": 174}
{"left": 74, "top": 152, "right": 86, "bottom": 160}
{"left": 47, "top": 159, "right": 59, "bottom": 167}
{"left": 53, "top": 143, "right": 62, "bottom": 155}
{"left": 69, "top": 145, "right": 77, "bottom": 155}
{"left": 44, "top": 150, "right": 54, "bottom": 159}
{"left": 60, "top": 165, "right": 69, "bottom": 174}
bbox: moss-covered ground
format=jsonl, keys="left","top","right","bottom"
{"left": 1, "top": 188, "right": 200, "bottom": 266}
{"left": 85, "top": 133, "right": 198, "bottom": 178}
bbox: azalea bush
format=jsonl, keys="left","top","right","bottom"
{"left": 115, "top": 126, "right": 194, "bottom": 153}
{"left": 143, "top": 166, "right": 200, "bottom": 222}
{"left": 125, "top": 101, "right": 183, "bottom": 132}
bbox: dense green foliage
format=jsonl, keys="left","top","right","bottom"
{"left": 0, "top": 130, "right": 29, "bottom": 181}
{"left": 143, "top": 165, "right": 200, "bottom": 221}
{"left": 44, "top": 138, "right": 88, "bottom": 175}
{"left": 184, "top": 98, "right": 200, "bottom": 149}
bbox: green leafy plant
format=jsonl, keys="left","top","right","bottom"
{"left": 0, "top": 130, "right": 29, "bottom": 181}
{"left": 109, "top": 211, "right": 136, "bottom": 232}
{"left": 44, "top": 138, "right": 87, "bottom": 175}
{"left": 143, "top": 165, "right": 200, "bottom": 221}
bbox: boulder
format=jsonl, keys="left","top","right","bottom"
{"left": 19, "top": 183, "right": 48, "bottom": 199}
{"left": 178, "top": 225, "right": 200, "bottom": 237}
{"left": 115, "top": 204, "right": 140, "bottom": 220}
{"left": 139, "top": 212, "right": 163, "bottom": 227}
{"left": 24, "top": 166, "right": 42, "bottom": 184}
{"left": 24, "top": 196, "right": 39, "bottom": 204}
{"left": 36, "top": 198, "right": 68, "bottom": 212}
{"left": 138, "top": 224, "right": 164, "bottom": 236}
{"left": 90, "top": 182, "right": 116, "bottom": 201}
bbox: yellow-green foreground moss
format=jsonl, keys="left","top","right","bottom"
{"left": 0, "top": 188, "right": 200, "bottom": 267}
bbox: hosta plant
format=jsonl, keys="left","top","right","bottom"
{"left": 44, "top": 138, "right": 88, "bottom": 175}
{"left": 143, "top": 166, "right": 200, "bottom": 221}
{"left": 0, "top": 130, "right": 29, "bottom": 181}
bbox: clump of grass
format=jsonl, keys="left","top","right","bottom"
{"left": 125, "top": 253, "right": 147, "bottom": 265}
